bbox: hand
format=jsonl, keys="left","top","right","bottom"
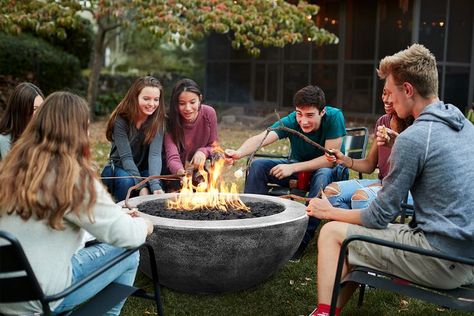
{"left": 127, "top": 208, "right": 140, "bottom": 218}
{"left": 376, "top": 126, "right": 399, "bottom": 147}
{"left": 306, "top": 192, "right": 334, "bottom": 220}
{"left": 325, "top": 149, "right": 346, "bottom": 165}
{"left": 153, "top": 189, "right": 164, "bottom": 194}
{"left": 139, "top": 187, "right": 150, "bottom": 196}
{"left": 270, "top": 164, "right": 294, "bottom": 179}
{"left": 176, "top": 168, "right": 186, "bottom": 176}
{"left": 191, "top": 151, "right": 207, "bottom": 167}
{"left": 144, "top": 219, "right": 154, "bottom": 235}
{"left": 224, "top": 148, "right": 240, "bottom": 159}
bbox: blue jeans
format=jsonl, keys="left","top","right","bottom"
{"left": 101, "top": 165, "right": 150, "bottom": 202}
{"left": 53, "top": 243, "right": 139, "bottom": 316}
{"left": 244, "top": 158, "right": 348, "bottom": 247}
{"left": 327, "top": 179, "right": 414, "bottom": 209}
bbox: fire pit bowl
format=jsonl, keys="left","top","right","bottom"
{"left": 119, "top": 193, "right": 308, "bottom": 293}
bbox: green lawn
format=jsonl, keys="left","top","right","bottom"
{"left": 90, "top": 120, "right": 470, "bottom": 316}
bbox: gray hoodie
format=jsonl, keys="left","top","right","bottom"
{"left": 361, "top": 101, "right": 474, "bottom": 259}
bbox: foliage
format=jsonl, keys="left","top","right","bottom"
{"left": 34, "top": 16, "right": 94, "bottom": 69}
{"left": 0, "top": 33, "right": 80, "bottom": 94}
{"left": 1, "top": 0, "right": 338, "bottom": 117}
{"left": 466, "top": 107, "right": 474, "bottom": 125}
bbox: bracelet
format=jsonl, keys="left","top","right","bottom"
{"left": 349, "top": 157, "right": 354, "bottom": 168}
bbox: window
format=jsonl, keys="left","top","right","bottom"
{"left": 206, "top": 63, "right": 227, "bottom": 101}
{"left": 419, "top": 0, "right": 447, "bottom": 61}
{"left": 343, "top": 64, "right": 374, "bottom": 113}
{"left": 345, "top": 0, "right": 376, "bottom": 60}
{"left": 378, "top": 0, "right": 412, "bottom": 58}
{"left": 229, "top": 63, "right": 251, "bottom": 103}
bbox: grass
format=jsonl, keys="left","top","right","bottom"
{"left": 90, "top": 119, "right": 470, "bottom": 316}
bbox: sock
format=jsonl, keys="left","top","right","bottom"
{"left": 311, "top": 304, "right": 342, "bottom": 316}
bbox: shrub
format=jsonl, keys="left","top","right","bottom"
{"left": 0, "top": 33, "right": 80, "bottom": 94}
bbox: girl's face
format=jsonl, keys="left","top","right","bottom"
{"left": 137, "top": 86, "right": 161, "bottom": 118}
{"left": 33, "top": 95, "right": 43, "bottom": 113}
{"left": 178, "top": 91, "right": 201, "bottom": 123}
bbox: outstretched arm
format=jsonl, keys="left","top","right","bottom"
{"left": 225, "top": 130, "right": 279, "bottom": 160}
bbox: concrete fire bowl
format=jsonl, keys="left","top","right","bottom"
{"left": 120, "top": 193, "right": 308, "bottom": 293}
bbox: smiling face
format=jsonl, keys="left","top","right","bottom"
{"left": 381, "top": 88, "right": 394, "bottom": 115}
{"left": 295, "top": 105, "right": 325, "bottom": 133}
{"left": 178, "top": 91, "right": 201, "bottom": 123}
{"left": 137, "top": 86, "right": 161, "bottom": 118}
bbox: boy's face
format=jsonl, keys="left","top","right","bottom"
{"left": 384, "top": 75, "right": 412, "bottom": 119}
{"left": 295, "top": 105, "right": 325, "bottom": 133}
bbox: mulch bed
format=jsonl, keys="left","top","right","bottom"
{"left": 137, "top": 199, "right": 285, "bottom": 220}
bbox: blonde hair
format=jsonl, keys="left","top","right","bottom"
{"left": 377, "top": 43, "right": 438, "bottom": 98}
{"left": 0, "top": 91, "right": 97, "bottom": 229}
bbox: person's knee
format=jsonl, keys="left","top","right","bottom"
{"left": 352, "top": 189, "right": 368, "bottom": 201}
{"left": 324, "top": 182, "right": 340, "bottom": 197}
{"left": 318, "top": 221, "right": 348, "bottom": 247}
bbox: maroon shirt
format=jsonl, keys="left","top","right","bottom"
{"left": 164, "top": 104, "right": 218, "bottom": 174}
{"left": 375, "top": 114, "right": 392, "bottom": 179}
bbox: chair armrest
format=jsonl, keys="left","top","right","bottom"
{"left": 45, "top": 244, "right": 145, "bottom": 303}
{"left": 329, "top": 234, "right": 474, "bottom": 315}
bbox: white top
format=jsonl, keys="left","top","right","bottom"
{"left": 0, "top": 179, "right": 148, "bottom": 315}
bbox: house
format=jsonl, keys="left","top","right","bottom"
{"left": 204, "top": 0, "right": 473, "bottom": 122}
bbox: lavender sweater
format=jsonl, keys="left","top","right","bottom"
{"left": 164, "top": 104, "right": 218, "bottom": 174}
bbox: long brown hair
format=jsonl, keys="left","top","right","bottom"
{"left": 0, "top": 82, "right": 44, "bottom": 142}
{"left": 167, "top": 78, "right": 203, "bottom": 151}
{"left": 0, "top": 91, "right": 97, "bottom": 230}
{"left": 106, "top": 76, "right": 165, "bottom": 144}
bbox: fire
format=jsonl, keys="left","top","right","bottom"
{"left": 167, "top": 147, "right": 249, "bottom": 212}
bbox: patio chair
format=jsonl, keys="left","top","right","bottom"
{"left": 0, "top": 230, "right": 164, "bottom": 316}
{"left": 328, "top": 234, "right": 474, "bottom": 316}
{"left": 244, "top": 127, "right": 369, "bottom": 198}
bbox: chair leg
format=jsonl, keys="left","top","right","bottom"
{"left": 143, "top": 244, "right": 164, "bottom": 316}
{"left": 358, "top": 284, "right": 366, "bottom": 307}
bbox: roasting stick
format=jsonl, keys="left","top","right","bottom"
{"left": 123, "top": 174, "right": 182, "bottom": 210}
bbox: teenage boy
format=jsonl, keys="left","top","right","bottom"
{"left": 306, "top": 44, "right": 474, "bottom": 316}
{"left": 225, "top": 85, "right": 347, "bottom": 259}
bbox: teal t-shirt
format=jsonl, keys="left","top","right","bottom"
{"left": 270, "top": 106, "right": 346, "bottom": 162}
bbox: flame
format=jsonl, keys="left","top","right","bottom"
{"left": 167, "top": 145, "right": 249, "bottom": 212}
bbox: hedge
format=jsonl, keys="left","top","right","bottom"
{"left": 0, "top": 33, "right": 80, "bottom": 94}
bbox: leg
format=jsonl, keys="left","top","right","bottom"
{"left": 350, "top": 185, "right": 381, "bottom": 209}
{"left": 317, "top": 221, "right": 357, "bottom": 307}
{"left": 244, "top": 159, "right": 291, "bottom": 194}
{"left": 53, "top": 243, "right": 139, "bottom": 316}
{"left": 111, "top": 167, "right": 137, "bottom": 202}
{"left": 326, "top": 179, "right": 380, "bottom": 210}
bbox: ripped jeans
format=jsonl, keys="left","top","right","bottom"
{"left": 326, "top": 179, "right": 413, "bottom": 209}
{"left": 53, "top": 243, "right": 139, "bottom": 316}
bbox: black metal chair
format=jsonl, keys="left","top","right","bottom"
{"left": 329, "top": 234, "right": 474, "bottom": 315}
{"left": 0, "top": 230, "right": 164, "bottom": 316}
{"left": 244, "top": 127, "right": 369, "bottom": 198}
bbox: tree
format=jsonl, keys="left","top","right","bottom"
{"left": 1, "top": 0, "right": 338, "bottom": 119}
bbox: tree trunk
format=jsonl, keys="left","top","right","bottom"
{"left": 87, "top": 23, "right": 107, "bottom": 121}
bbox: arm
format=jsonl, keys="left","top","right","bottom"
{"left": 306, "top": 192, "right": 363, "bottom": 225}
{"left": 328, "top": 142, "right": 378, "bottom": 174}
{"left": 164, "top": 132, "right": 184, "bottom": 175}
{"left": 269, "top": 136, "right": 343, "bottom": 179}
{"left": 148, "top": 130, "right": 164, "bottom": 193}
{"left": 225, "top": 130, "right": 280, "bottom": 160}
{"left": 113, "top": 117, "right": 141, "bottom": 183}
{"left": 195, "top": 106, "right": 219, "bottom": 159}
{"left": 65, "top": 180, "right": 151, "bottom": 248}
